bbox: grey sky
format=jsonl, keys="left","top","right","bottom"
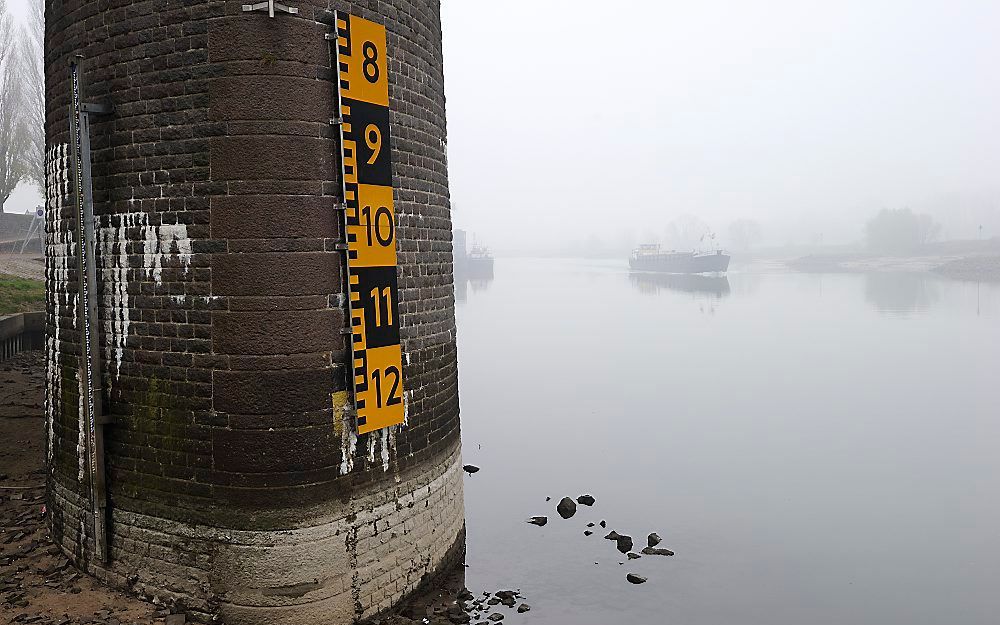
{"left": 7, "top": 0, "right": 999, "bottom": 248}
{"left": 441, "top": 0, "right": 1000, "bottom": 249}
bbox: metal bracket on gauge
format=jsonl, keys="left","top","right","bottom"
{"left": 242, "top": 1, "right": 298, "bottom": 17}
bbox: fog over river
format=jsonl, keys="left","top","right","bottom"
{"left": 456, "top": 259, "right": 1000, "bottom": 625}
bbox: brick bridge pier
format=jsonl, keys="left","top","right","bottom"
{"left": 42, "top": 2, "right": 463, "bottom": 623}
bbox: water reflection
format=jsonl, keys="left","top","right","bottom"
{"left": 454, "top": 265, "right": 495, "bottom": 303}
{"left": 628, "top": 272, "right": 731, "bottom": 298}
{"left": 864, "top": 272, "right": 941, "bottom": 314}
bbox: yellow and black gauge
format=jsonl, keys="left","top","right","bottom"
{"left": 334, "top": 13, "right": 406, "bottom": 434}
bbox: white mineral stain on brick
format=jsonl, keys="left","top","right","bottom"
{"left": 99, "top": 215, "right": 130, "bottom": 379}
{"left": 135, "top": 213, "right": 192, "bottom": 283}
{"left": 340, "top": 407, "right": 357, "bottom": 475}
{"left": 366, "top": 433, "right": 378, "bottom": 465}
{"left": 95, "top": 212, "right": 194, "bottom": 381}
{"left": 380, "top": 429, "right": 391, "bottom": 472}
{"left": 44, "top": 144, "right": 71, "bottom": 465}
{"left": 76, "top": 370, "right": 85, "bottom": 482}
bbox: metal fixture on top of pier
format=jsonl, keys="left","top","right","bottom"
{"left": 242, "top": 1, "right": 298, "bottom": 17}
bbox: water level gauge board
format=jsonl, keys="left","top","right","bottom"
{"left": 334, "top": 12, "right": 405, "bottom": 434}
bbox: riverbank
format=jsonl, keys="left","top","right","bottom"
{"left": 931, "top": 256, "right": 1000, "bottom": 282}
{"left": 786, "top": 252, "right": 1000, "bottom": 281}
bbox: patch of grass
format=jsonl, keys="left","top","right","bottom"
{"left": 0, "top": 274, "right": 45, "bottom": 315}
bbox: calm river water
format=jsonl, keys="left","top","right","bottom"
{"left": 455, "top": 258, "right": 1000, "bottom": 625}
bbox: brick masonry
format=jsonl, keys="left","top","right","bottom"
{"left": 42, "top": 1, "right": 463, "bottom": 623}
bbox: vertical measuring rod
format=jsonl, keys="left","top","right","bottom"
{"left": 68, "top": 55, "right": 112, "bottom": 563}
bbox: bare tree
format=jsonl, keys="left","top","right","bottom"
{"left": 18, "top": 0, "right": 44, "bottom": 191}
{"left": 0, "top": 0, "right": 25, "bottom": 212}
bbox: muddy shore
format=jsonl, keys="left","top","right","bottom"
{"left": 1, "top": 351, "right": 159, "bottom": 625}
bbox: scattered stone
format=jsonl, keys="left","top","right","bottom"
{"left": 584, "top": 531, "right": 592, "bottom": 536}
{"left": 556, "top": 497, "right": 577, "bottom": 519}
{"left": 641, "top": 546, "right": 674, "bottom": 556}
{"left": 627, "top": 552, "right": 641, "bottom": 560}
{"left": 526, "top": 516, "right": 547, "bottom": 527}
{"left": 600, "top": 520, "right": 607, "bottom": 528}
{"left": 164, "top": 615, "right": 186, "bottom": 625}
{"left": 615, "top": 535, "right": 633, "bottom": 554}
{"left": 487, "top": 598, "right": 500, "bottom": 606}
{"left": 647, "top": 533, "right": 662, "bottom": 547}
{"left": 626, "top": 574, "right": 647, "bottom": 585}
{"left": 487, "top": 613, "right": 504, "bottom": 622}
{"left": 495, "top": 591, "right": 517, "bottom": 608}
{"left": 586, "top": 522, "right": 595, "bottom": 527}
{"left": 603, "top": 530, "right": 633, "bottom": 553}
{"left": 462, "top": 465, "right": 480, "bottom": 475}
{"left": 545, "top": 497, "right": 551, "bottom": 501}
{"left": 517, "top": 604, "right": 530, "bottom": 613}
{"left": 576, "top": 495, "right": 595, "bottom": 506}
{"left": 457, "top": 588, "right": 474, "bottom": 602}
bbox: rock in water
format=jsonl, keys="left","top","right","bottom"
{"left": 527, "top": 516, "right": 548, "bottom": 526}
{"left": 600, "top": 520, "right": 607, "bottom": 528}
{"left": 577, "top": 494, "right": 596, "bottom": 506}
{"left": 495, "top": 590, "right": 517, "bottom": 607}
{"left": 517, "top": 604, "right": 531, "bottom": 613}
{"left": 584, "top": 530, "right": 593, "bottom": 536}
{"left": 627, "top": 552, "right": 641, "bottom": 560}
{"left": 626, "top": 573, "right": 647, "bottom": 585}
{"left": 647, "top": 532, "right": 662, "bottom": 547}
{"left": 641, "top": 546, "right": 674, "bottom": 556}
{"left": 556, "top": 497, "right": 577, "bottom": 519}
{"left": 488, "top": 613, "right": 504, "bottom": 622}
{"left": 587, "top": 522, "right": 595, "bottom": 527}
{"left": 604, "top": 531, "right": 621, "bottom": 541}
{"left": 463, "top": 465, "right": 480, "bottom": 474}
{"left": 615, "top": 535, "right": 633, "bottom": 554}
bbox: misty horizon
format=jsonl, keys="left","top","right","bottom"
{"left": 5, "top": 0, "right": 999, "bottom": 253}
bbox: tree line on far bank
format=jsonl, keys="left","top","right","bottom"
{"left": 0, "top": 0, "right": 43, "bottom": 213}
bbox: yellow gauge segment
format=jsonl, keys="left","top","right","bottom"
{"left": 335, "top": 12, "right": 405, "bottom": 435}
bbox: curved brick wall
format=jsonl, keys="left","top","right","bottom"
{"left": 43, "top": 2, "right": 463, "bottom": 623}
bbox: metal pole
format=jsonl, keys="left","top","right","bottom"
{"left": 331, "top": 14, "right": 359, "bottom": 427}
{"left": 68, "top": 55, "right": 110, "bottom": 564}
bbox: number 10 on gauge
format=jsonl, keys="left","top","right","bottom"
{"left": 334, "top": 12, "right": 406, "bottom": 434}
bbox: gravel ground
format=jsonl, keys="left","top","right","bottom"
{"left": 0, "top": 255, "right": 45, "bottom": 282}
{"left": 1, "top": 352, "right": 162, "bottom": 625}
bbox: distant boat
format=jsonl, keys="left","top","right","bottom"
{"left": 629, "top": 244, "right": 730, "bottom": 274}
{"left": 465, "top": 243, "right": 494, "bottom": 273}
{"left": 454, "top": 229, "right": 494, "bottom": 277}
